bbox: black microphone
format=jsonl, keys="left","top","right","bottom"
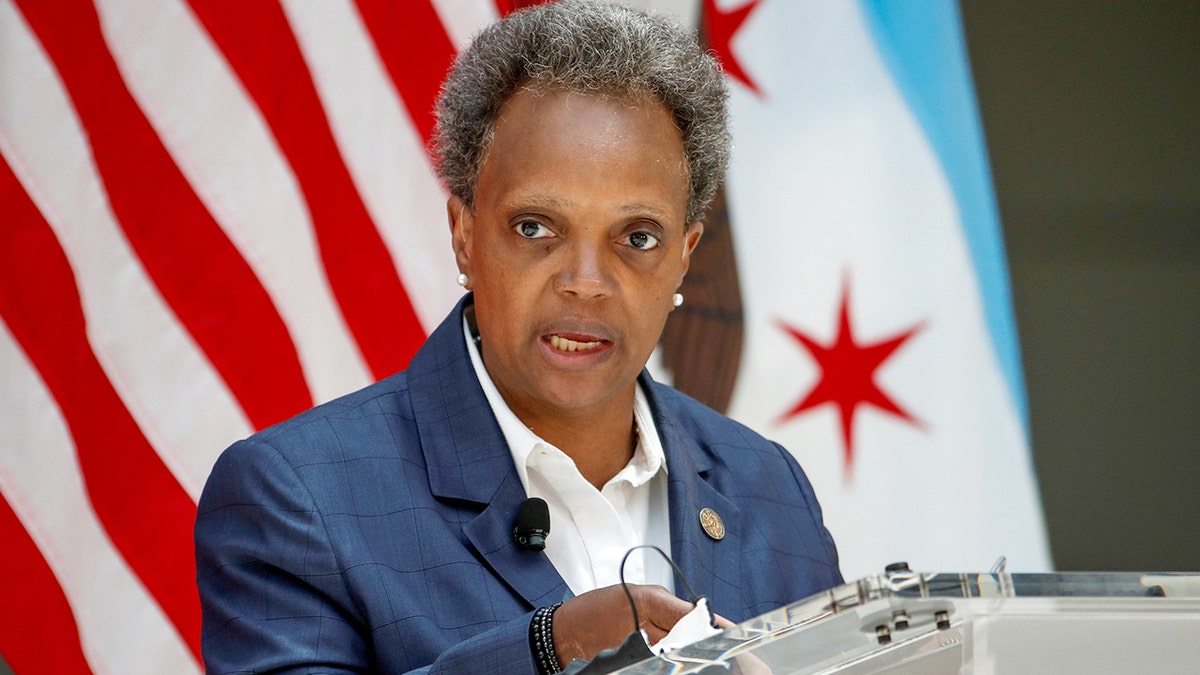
{"left": 513, "top": 497, "right": 550, "bottom": 551}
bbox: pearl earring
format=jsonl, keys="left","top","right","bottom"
{"left": 672, "top": 292, "right": 684, "bottom": 308}
{"left": 457, "top": 273, "right": 469, "bottom": 287}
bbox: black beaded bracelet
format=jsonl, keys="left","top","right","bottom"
{"left": 529, "top": 602, "right": 564, "bottom": 675}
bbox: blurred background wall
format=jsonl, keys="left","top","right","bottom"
{"left": 959, "top": 0, "right": 1199, "bottom": 571}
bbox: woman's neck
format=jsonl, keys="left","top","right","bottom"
{"left": 517, "top": 394, "right": 638, "bottom": 490}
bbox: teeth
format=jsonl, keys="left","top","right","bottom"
{"left": 549, "top": 334, "right": 602, "bottom": 352}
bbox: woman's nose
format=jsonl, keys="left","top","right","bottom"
{"left": 552, "top": 240, "right": 613, "bottom": 300}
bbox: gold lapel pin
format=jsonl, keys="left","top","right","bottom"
{"left": 699, "top": 507, "right": 725, "bottom": 541}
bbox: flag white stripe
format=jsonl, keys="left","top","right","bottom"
{"left": 0, "top": 320, "right": 200, "bottom": 675}
{"left": 429, "top": 0, "right": 497, "bottom": 53}
{"left": 283, "top": 0, "right": 462, "bottom": 331}
{"left": 96, "top": 0, "right": 374, "bottom": 404}
{"left": 0, "top": 0, "right": 250, "bottom": 500}
{"left": 621, "top": 0, "right": 699, "bottom": 29}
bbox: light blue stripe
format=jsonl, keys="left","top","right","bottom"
{"left": 857, "top": 0, "right": 1029, "bottom": 430}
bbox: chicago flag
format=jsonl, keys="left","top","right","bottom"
{"left": 0, "top": 0, "right": 1050, "bottom": 673}
{"left": 711, "top": 0, "right": 1053, "bottom": 579}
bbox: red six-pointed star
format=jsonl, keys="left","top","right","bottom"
{"left": 776, "top": 281, "right": 924, "bottom": 477}
{"left": 702, "top": 0, "right": 764, "bottom": 95}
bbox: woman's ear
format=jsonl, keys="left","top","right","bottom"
{"left": 447, "top": 196, "right": 473, "bottom": 280}
{"left": 680, "top": 221, "right": 705, "bottom": 278}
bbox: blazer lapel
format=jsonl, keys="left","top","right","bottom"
{"left": 462, "top": 472, "right": 569, "bottom": 607}
{"left": 648, "top": 380, "right": 746, "bottom": 620}
{"left": 407, "top": 296, "right": 569, "bottom": 609}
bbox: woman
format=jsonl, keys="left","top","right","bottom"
{"left": 195, "top": 2, "right": 841, "bottom": 673}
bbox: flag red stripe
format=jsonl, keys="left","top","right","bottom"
{"left": 353, "top": 0, "right": 457, "bottom": 150}
{"left": 188, "top": 0, "right": 427, "bottom": 377}
{"left": 0, "top": 157, "right": 201, "bottom": 661}
{"left": 0, "top": 493, "right": 93, "bottom": 675}
{"left": 495, "top": 0, "right": 556, "bottom": 16}
{"left": 14, "top": 0, "right": 312, "bottom": 430}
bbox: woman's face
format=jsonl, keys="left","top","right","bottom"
{"left": 450, "top": 87, "right": 701, "bottom": 425}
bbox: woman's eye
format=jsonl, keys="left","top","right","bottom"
{"left": 626, "top": 231, "right": 662, "bottom": 250}
{"left": 515, "top": 221, "right": 552, "bottom": 239}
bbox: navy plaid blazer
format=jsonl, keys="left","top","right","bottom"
{"left": 195, "top": 296, "right": 842, "bottom": 673}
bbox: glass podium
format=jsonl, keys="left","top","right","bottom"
{"left": 612, "top": 568, "right": 1200, "bottom": 674}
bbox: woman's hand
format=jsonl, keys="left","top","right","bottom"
{"left": 551, "top": 584, "right": 734, "bottom": 665}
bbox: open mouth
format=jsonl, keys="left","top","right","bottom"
{"left": 548, "top": 334, "right": 605, "bottom": 353}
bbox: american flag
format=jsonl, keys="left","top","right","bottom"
{"left": 0, "top": 0, "right": 532, "bottom": 671}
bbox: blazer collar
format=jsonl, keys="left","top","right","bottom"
{"left": 407, "top": 295, "right": 568, "bottom": 607}
{"left": 405, "top": 298, "right": 742, "bottom": 611}
{"left": 409, "top": 294, "right": 513, "bottom": 504}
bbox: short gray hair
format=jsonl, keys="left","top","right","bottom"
{"left": 433, "top": 0, "right": 731, "bottom": 223}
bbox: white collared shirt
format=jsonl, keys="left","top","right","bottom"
{"left": 464, "top": 319, "right": 674, "bottom": 595}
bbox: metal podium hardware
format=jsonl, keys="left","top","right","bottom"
{"left": 611, "top": 566, "right": 1200, "bottom": 674}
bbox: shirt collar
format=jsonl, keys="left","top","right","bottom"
{"left": 462, "top": 315, "right": 667, "bottom": 490}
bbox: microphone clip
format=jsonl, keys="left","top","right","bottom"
{"left": 513, "top": 497, "right": 550, "bottom": 551}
